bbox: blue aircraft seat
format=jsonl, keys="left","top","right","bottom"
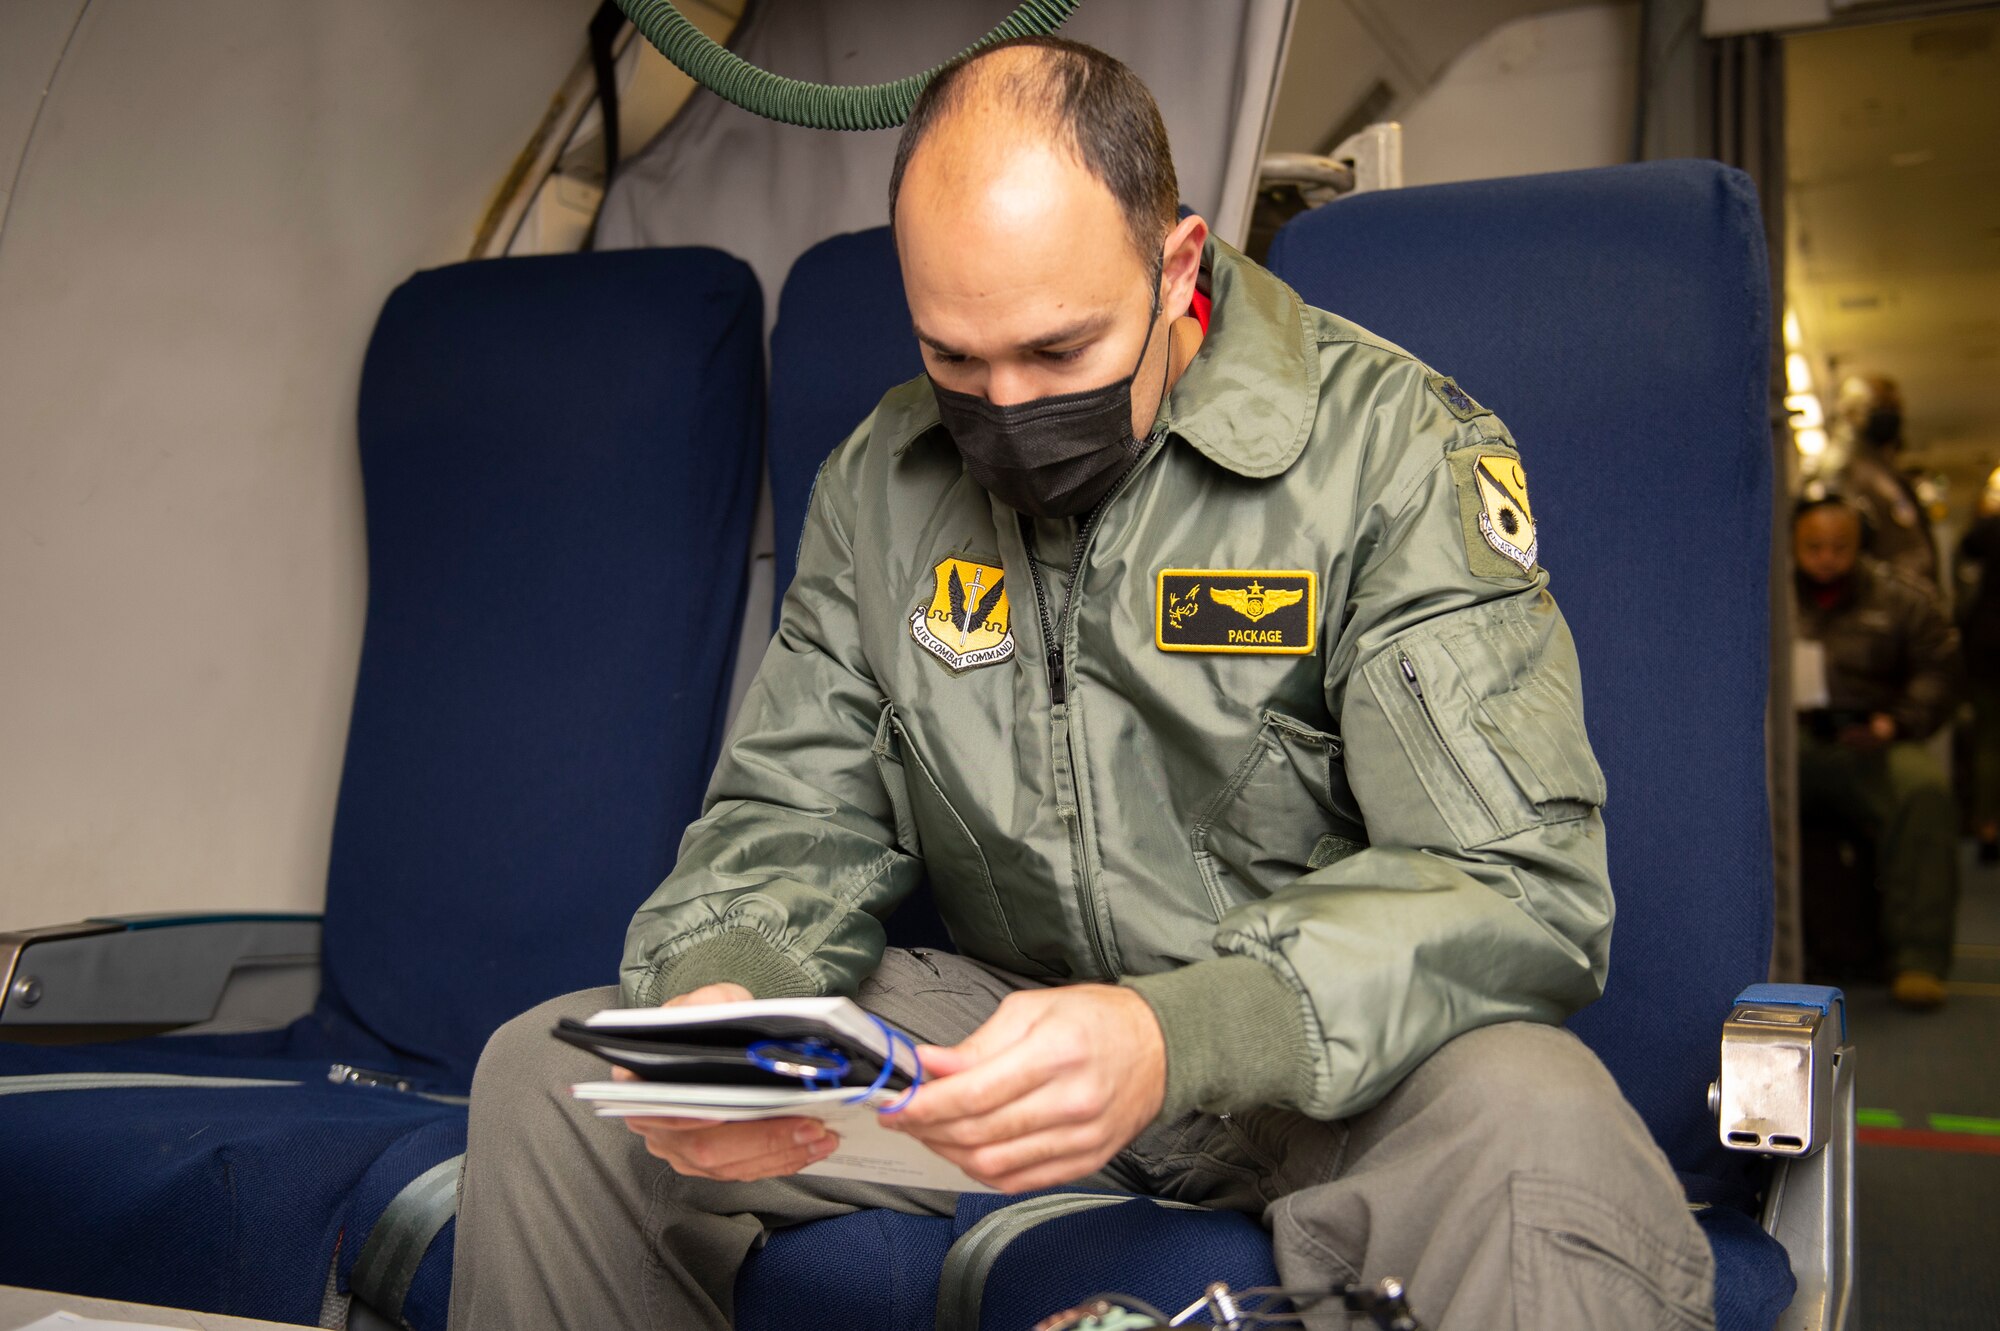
{"left": 1265, "top": 158, "right": 1794, "bottom": 1330}
{"left": 0, "top": 247, "right": 764, "bottom": 1326}
{"left": 742, "top": 160, "right": 1797, "bottom": 1331}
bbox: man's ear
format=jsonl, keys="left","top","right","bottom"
{"left": 1163, "top": 214, "right": 1208, "bottom": 318}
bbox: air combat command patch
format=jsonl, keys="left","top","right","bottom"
{"left": 911, "top": 555, "right": 1015, "bottom": 672}
{"left": 1448, "top": 447, "right": 1539, "bottom": 578}
{"left": 1156, "top": 569, "right": 1316, "bottom": 654}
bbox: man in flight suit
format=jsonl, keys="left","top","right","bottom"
{"left": 1794, "top": 496, "right": 1960, "bottom": 1008}
{"left": 448, "top": 38, "right": 1712, "bottom": 1331}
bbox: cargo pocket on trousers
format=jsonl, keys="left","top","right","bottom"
{"left": 1192, "top": 710, "right": 1366, "bottom": 919}
{"left": 874, "top": 703, "right": 1041, "bottom": 975}
{"left": 1510, "top": 1173, "right": 1714, "bottom": 1330}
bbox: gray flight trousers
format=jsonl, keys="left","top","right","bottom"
{"left": 446, "top": 949, "right": 1714, "bottom": 1331}
{"left": 1798, "top": 732, "right": 1960, "bottom": 975}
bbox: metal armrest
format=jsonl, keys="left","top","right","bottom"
{"left": 0, "top": 912, "right": 322, "bottom": 1042}
{"left": 1710, "top": 983, "right": 1855, "bottom": 1331}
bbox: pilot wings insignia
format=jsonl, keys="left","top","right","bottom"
{"left": 911, "top": 555, "right": 1014, "bottom": 673}
{"left": 1156, "top": 568, "right": 1316, "bottom": 655}
{"left": 1210, "top": 581, "right": 1304, "bottom": 623}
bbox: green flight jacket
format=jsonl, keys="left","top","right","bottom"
{"left": 621, "top": 238, "right": 1612, "bottom": 1125}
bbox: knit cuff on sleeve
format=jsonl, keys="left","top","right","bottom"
{"left": 1123, "top": 955, "right": 1315, "bottom": 1122}
{"left": 633, "top": 930, "right": 818, "bottom": 1005}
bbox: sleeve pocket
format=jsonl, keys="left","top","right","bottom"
{"left": 1480, "top": 677, "right": 1608, "bottom": 822}
{"left": 1360, "top": 596, "right": 1606, "bottom": 850}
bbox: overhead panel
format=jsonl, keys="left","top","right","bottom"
{"left": 1266, "top": 1, "right": 1592, "bottom": 156}
{"left": 597, "top": 0, "right": 1296, "bottom": 321}
{"left": 1787, "top": 11, "right": 2000, "bottom": 482}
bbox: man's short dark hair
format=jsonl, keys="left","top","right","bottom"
{"left": 888, "top": 37, "right": 1178, "bottom": 273}
{"left": 1794, "top": 493, "right": 1863, "bottom": 531}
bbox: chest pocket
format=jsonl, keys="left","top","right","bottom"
{"left": 869, "top": 702, "right": 1048, "bottom": 976}
{"left": 1190, "top": 709, "right": 1366, "bottom": 919}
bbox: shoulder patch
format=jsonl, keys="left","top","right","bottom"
{"left": 910, "top": 554, "right": 1015, "bottom": 672}
{"left": 1448, "top": 447, "right": 1538, "bottom": 578}
{"left": 1427, "top": 373, "right": 1490, "bottom": 422}
{"left": 1157, "top": 569, "right": 1316, "bottom": 654}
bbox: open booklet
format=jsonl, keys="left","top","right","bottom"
{"left": 560, "top": 997, "right": 996, "bottom": 1194}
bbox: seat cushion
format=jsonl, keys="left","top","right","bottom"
{"left": 1700, "top": 1204, "right": 1797, "bottom": 1331}
{"left": 741, "top": 1192, "right": 1792, "bottom": 1331}
{"left": 736, "top": 1207, "right": 956, "bottom": 1331}
{"left": 739, "top": 1191, "right": 1278, "bottom": 1331}
{"left": 337, "top": 1115, "right": 468, "bottom": 1331}
{"left": 962, "top": 1194, "right": 1278, "bottom": 1331}
{"left": 0, "top": 1077, "right": 458, "bottom": 1325}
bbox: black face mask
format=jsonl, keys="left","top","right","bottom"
{"left": 931, "top": 274, "right": 1163, "bottom": 520}
{"left": 1864, "top": 408, "right": 1902, "bottom": 446}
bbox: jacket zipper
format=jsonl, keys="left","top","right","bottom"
{"left": 1397, "top": 652, "right": 1497, "bottom": 827}
{"left": 1021, "top": 509, "right": 1096, "bottom": 707}
{"left": 1018, "top": 431, "right": 1166, "bottom": 976}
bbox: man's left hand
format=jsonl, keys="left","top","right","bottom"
{"left": 1839, "top": 711, "right": 1898, "bottom": 752}
{"left": 884, "top": 984, "right": 1165, "bottom": 1193}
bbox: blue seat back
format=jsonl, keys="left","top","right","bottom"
{"left": 768, "top": 227, "right": 923, "bottom": 620}
{"left": 767, "top": 228, "right": 954, "bottom": 953}
{"left": 1266, "top": 160, "right": 1775, "bottom": 1182}
{"left": 323, "top": 249, "right": 764, "bottom": 1083}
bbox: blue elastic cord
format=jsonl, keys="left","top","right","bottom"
{"left": 745, "top": 1039, "right": 850, "bottom": 1091}
{"left": 741, "top": 1017, "right": 923, "bottom": 1112}
{"left": 870, "top": 1017, "right": 923, "bottom": 1115}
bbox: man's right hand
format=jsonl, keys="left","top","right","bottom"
{"left": 615, "top": 981, "right": 841, "bottom": 1181}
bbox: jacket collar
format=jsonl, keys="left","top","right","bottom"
{"left": 885, "top": 236, "right": 1318, "bottom": 480}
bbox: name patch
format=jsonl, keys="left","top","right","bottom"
{"left": 1156, "top": 569, "right": 1316, "bottom": 655}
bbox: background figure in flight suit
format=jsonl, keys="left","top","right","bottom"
{"left": 1956, "top": 494, "right": 2000, "bottom": 861}
{"left": 1830, "top": 374, "right": 1940, "bottom": 595}
{"left": 1794, "top": 497, "right": 1961, "bottom": 1008}
{"left": 448, "top": 38, "right": 1712, "bottom": 1331}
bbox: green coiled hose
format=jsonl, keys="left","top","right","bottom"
{"left": 612, "top": 0, "right": 1085, "bottom": 130}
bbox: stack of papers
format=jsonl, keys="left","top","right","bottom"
{"left": 562, "top": 997, "right": 995, "bottom": 1193}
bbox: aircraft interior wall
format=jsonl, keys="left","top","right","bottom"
{"left": 0, "top": 0, "right": 598, "bottom": 925}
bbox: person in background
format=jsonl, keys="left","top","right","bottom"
{"left": 1795, "top": 496, "right": 1961, "bottom": 1008}
{"left": 1831, "top": 374, "right": 1940, "bottom": 595}
{"left": 1955, "top": 488, "right": 2000, "bottom": 863}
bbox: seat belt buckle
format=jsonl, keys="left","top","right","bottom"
{"left": 329, "top": 1062, "right": 414, "bottom": 1093}
{"left": 1710, "top": 983, "right": 1846, "bottom": 1157}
